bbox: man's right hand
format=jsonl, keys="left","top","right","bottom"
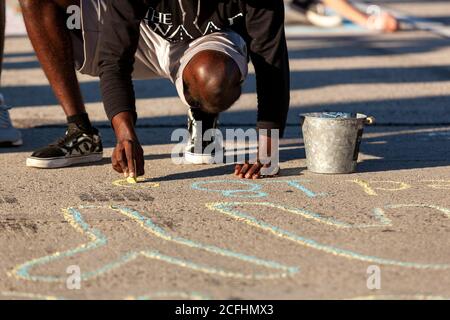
{"left": 111, "top": 112, "right": 145, "bottom": 178}
{"left": 367, "top": 12, "right": 399, "bottom": 33}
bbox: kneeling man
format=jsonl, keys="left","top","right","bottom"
{"left": 21, "top": 0, "right": 290, "bottom": 179}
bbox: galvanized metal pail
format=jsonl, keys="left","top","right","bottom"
{"left": 300, "top": 112, "right": 374, "bottom": 174}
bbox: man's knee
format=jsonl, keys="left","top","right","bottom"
{"left": 183, "top": 50, "right": 242, "bottom": 114}
{"left": 18, "top": 0, "right": 37, "bottom": 11}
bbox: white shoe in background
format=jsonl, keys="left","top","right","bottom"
{"left": 0, "top": 93, "right": 23, "bottom": 147}
{"left": 288, "top": 1, "right": 343, "bottom": 28}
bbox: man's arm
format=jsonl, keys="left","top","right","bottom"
{"left": 245, "top": 0, "right": 290, "bottom": 138}
{"left": 235, "top": 0, "right": 289, "bottom": 179}
{"left": 98, "top": 0, "right": 148, "bottom": 122}
{"left": 98, "top": 0, "right": 148, "bottom": 178}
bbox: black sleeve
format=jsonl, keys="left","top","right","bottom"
{"left": 98, "top": 0, "right": 148, "bottom": 122}
{"left": 245, "top": 0, "right": 290, "bottom": 137}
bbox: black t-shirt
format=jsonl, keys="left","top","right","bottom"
{"left": 99, "top": 0, "right": 290, "bottom": 135}
{"left": 145, "top": 0, "right": 242, "bottom": 42}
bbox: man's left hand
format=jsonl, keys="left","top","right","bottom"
{"left": 234, "top": 132, "right": 280, "bottom": 179}
{"left": 234, "top": 161, "right": 279, "bottom": 179}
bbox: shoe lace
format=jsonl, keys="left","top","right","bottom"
{"left": 50, "top": 129, "right": 81, "bottom": 147}
{"left": 0, "top": 105, "right": 13, "bottom": 129}
{"left": 50, "top": 124, "right": 96, "bottom": 147}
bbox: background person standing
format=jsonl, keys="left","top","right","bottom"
{"left": 289, "top": 0, "right": 399, "bottom": 32}
{"left": 0, "top": 0, "right": 22, "bottom": 147}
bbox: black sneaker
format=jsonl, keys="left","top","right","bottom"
{"left": 26, "top": 123, "right": 103, "bottom": 168}
{"left": 184, "top": 108, "right": 221, "bottom": 164}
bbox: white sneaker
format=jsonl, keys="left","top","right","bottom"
{"left": 0, "top": 94, "right": 23, "bottom": 147}
{"left": 289, "top": 2, "right": 343, "bottom": 28}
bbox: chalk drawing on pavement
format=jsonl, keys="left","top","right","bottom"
{"left": 207, "top": 202, "right": 449, "bottom": 270}
{"left": 0, "top": 291, "right": 210, "bottom": 300}
{"left": 208, "top": 202, "right": 391, "bottom": 229}
{"left": 424, "top": 180, "right": 450, "bottom": 190}
{"left": 348, "top": 294, "right": 449, "bottom": 300}
{"left": 192, "top": 180, "right": 267, "bottom": 198}
{"left": 0, "top": 291, "right": 63, "bottom": 300}
{"left": 125, "top": 291, "right": 210, "bottom": 300}
{"left": 191, "top": 180, "right": 324, "bottom": 198}
{"left": 264, "top": 180, "right": 326, "bottom": 198}
{"left": 350, "top": 179, "right": 412, "bottom": 196}
{"left": 112, "top": 178, "right": 160, "bottom": 189}
{"left": 9, "top": 205, "right": 298, "bottom": 283}
{"left": 386, "top": 204, "right": 450, "bottom": 218}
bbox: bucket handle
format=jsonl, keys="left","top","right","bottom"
{"left": 300, "top": 114, "right": 375, "bottom": 125}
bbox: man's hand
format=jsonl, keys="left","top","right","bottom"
{"left": 367, "top": 12, "right": 399, "bottom": 33}
{"left": 234, "top": 161, "right": 275, "bottom": 180}
{"left": 111, "top": 112, "right": 145, "bottom": 178}
{"left": 234, "top": 132, "right": 280, "bottom": 179}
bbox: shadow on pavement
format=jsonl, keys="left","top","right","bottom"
{"left": 3, "top": 26, "right": 450, "bottom": 175}
{"left": 3, "top": 33, "right": 450, "bottom": 108}
{"left": 3, "top": 63, "right": 450, "bottom": 108}
{"left": 287, "top": 36, "right": 450, "bottom": 59}
{"left": 3, "top": 122, "right": 450, "bottom": 176}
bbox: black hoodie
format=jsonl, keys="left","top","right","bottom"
{"left": 99, "top": 0, "right": 290, "bottom": 136}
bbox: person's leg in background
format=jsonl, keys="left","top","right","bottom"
{"left": 320, "top": 0, "right": 398, "bottom": 32}
{"left": 289, "top": 0, "right": 343, "bottom": 28}
{"left": 0, "top": 0, "right": 23, "bottom": 147}
{"left": 19, "top": 0, "right": 103, "bottom": 168}
{"left": 290, "top": 0, "right": 398, "bottom": 32}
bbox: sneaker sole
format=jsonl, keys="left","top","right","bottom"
{"left": 184, "top": 152, "right": 215, "bottom": 165}
{"left": 306, "top": 11, "right": 343, "bottom": 28}
{"left": 26, "top": 153, "right": 103, "bottom": 169}
{"left": 0, "top": 138, "right": 23, "bottom": 147}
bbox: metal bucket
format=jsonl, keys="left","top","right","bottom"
{"left": 300, "top": 112, "right": 374, "bottom": 174}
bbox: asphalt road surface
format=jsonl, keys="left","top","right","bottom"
{"left": 1, "top": 1, "right": 449, "bottom": 300}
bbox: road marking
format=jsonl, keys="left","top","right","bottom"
{"left": 352, "top": 0, "right": 450, "bottom": 39}
{"left": 391, "top": 11, "right": 450, "bottom": 38}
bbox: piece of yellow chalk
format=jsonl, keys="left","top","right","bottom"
{"left": 126, "top": 176, "right": 137, "bottom": 184}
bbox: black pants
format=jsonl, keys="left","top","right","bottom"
{"left": 292, "top": 0, "right": 317, "bottom": 10}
